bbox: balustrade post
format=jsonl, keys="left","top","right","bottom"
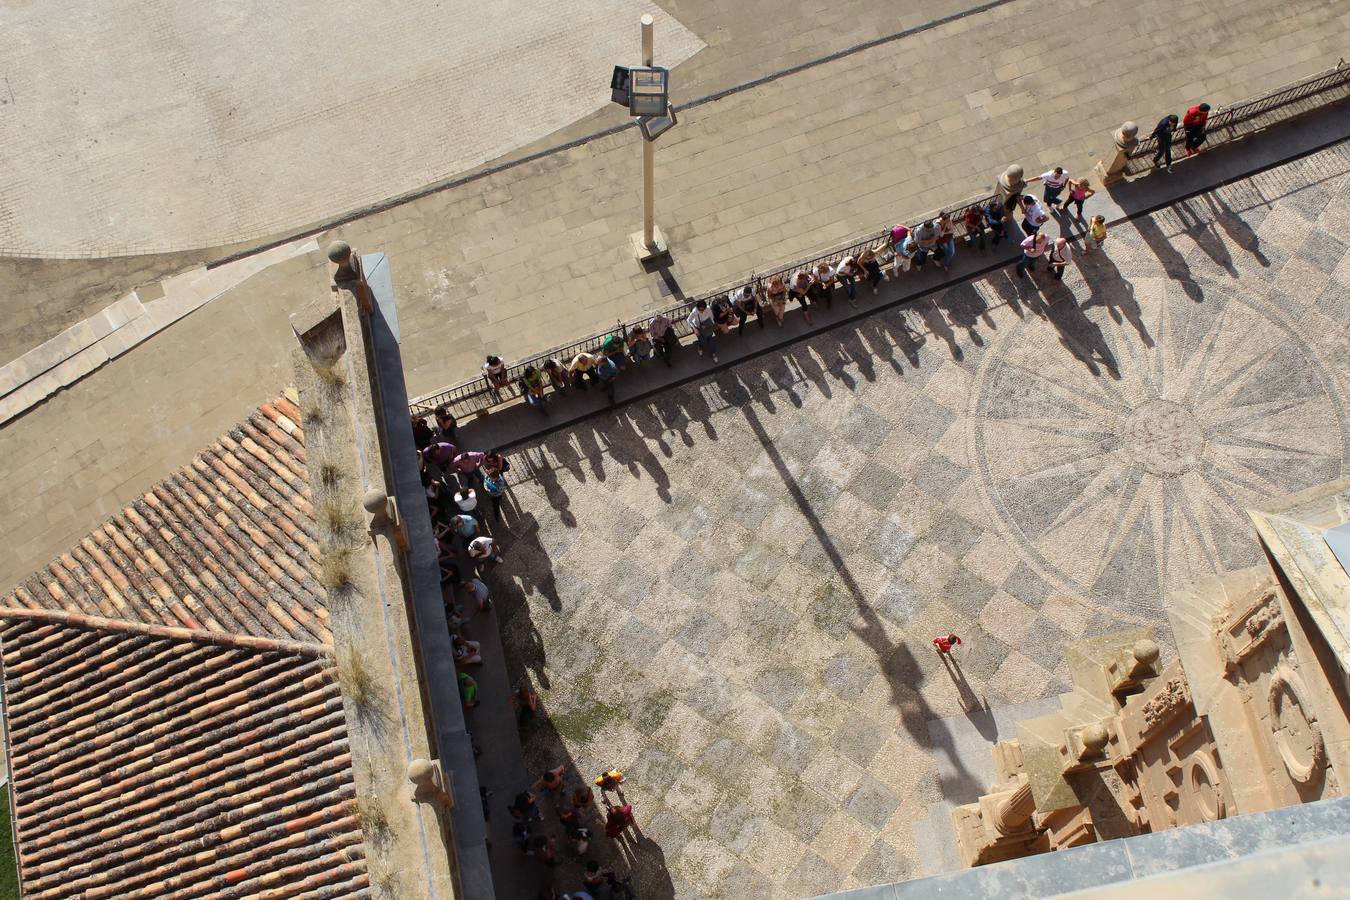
{"left": 1095, "top": 121, "right": 1139, "bottom": 186}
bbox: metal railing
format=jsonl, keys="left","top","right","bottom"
{"left": 408, "top": 193, "right": 996, "bottom": 418}
{"left": 1125, "top": 60, "right": 1350, "bottom": 174}
{"left": 410, "top": 59, "right": 1350, "bottom": 420}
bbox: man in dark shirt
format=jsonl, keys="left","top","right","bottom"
{"left": 1151, "top": 114, "right": 1179, "bottom": 173}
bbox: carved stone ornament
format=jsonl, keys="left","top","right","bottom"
{"left": 1184, "top": 750, "right": 1227, "bottom": 821}
{"left": 1141, "top": 677, "right": 1191, "bottom": 730}
{"left": 1267, "top": 665, "right": 1327, "bottom": 786}
{"left": 1218, "top": 588, "right": 1286, "bottom": 673}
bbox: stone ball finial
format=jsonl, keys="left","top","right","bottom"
{"left": 407, "top": 758, "right": 437, "bottom": 786}
{"left": 1004, "top": 164, "right": 1024, "bottom": 181}
{"left": 1120, "top": 121, "right": 1139, "bottom": 139}
{"left": 1082, "top": 722, "right": 1109, "bottom": 753}
{"left": 361, "top": 485, "right": 388, "bottom": 512}
{"left": 327, "top": 240, "right": 353, "bottom": 264}
{"left": 1132, "top": 639, "right": 1160, "bottom": 667}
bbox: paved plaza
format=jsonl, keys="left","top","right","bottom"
{"left": 483, "top": 146, "right": 1350, "bottom": 897}
{"left": 3, "top": 0, "right": 1346, "bottom": 374}
{"left": 0, "top": 0, "right": 701, "bottom": 257}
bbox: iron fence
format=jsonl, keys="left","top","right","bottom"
{"left": 410, "top": 59, "right": 1350, "bottom": 420}
{"left": 1125, "top": 60, "right": 1349, "bottom": 174}
{"left": 407, "top": 192, "right": 994, "bottom": 420}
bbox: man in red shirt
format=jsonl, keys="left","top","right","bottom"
{"left": 1183, "top": 103, "right": 1211, "bottom": 156}
{"left": 932, "top": 633, "right": 962, "bottom": 654}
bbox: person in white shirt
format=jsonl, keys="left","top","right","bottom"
{"left": 1016, "top": 232, "right": 1050, "bottom": 278}
{"left": 810, "top": 262, "right": 837, "bottom": 310}
{"left": 788, "top": 270, "right": 815, "bottom": 324}
{"left": 686, "top": 299, "right": 719, "bottom": 362}
{"left": 1029, "top": 166, "right": 1069, "bottom": 208}
{"left": 1019, "top": 195, "right": 1049, "bottom": 236}
{"left": 482, "top": 355, "right": 510, "bottom": 392}
{"left": 835, "top": 255, "right": 862, "bottom": 304}
{"left": 1048, "top": 237, "right": 1073, "bottom": 281}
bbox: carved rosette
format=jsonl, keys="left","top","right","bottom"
{"left": 1267, "top": 665, "right": 1327, "bottom": 786}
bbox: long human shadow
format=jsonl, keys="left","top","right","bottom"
{"left": 1204, "top": 192, "right": 1270, "bottom": 267}
{"left": 733, "top": 396, "right": 981, "bottom": 799}
{"left": 1172, "top": 199, "right": 1237, "bottom": 276}
{"left": 1075, "top": 250, "right": 1154, "bottom": 347}
{"left": 1132, "top": 214, "right": 1205, "bottom": 303}
{"left": 1021, "top": 279, "right": 1121, "bottom": 379}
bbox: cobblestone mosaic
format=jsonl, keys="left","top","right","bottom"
{"left": 488, "top": 145, "right": 1350, "bottom": 898}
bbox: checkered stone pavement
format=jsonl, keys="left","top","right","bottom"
{"left": 487, "top": 143, "right": 1350, "bottom": 898}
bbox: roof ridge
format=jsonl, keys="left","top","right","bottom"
{"left": 0, "top": 606, "right": 329, "bottom": 657}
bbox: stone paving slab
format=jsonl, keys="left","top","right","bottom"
{"left": 468, "top": 144, "right": 1350, "bottom": 898}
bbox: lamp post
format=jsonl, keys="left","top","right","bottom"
{"left": 628, "top": 14, "right": 670, "bottom": 261}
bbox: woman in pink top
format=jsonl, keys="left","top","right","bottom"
{"left": 1062, "top": 178, "right": 1095, "bottom": 222}
{"left": 1015, "top": 232, "right": 1050, "bottom": 278}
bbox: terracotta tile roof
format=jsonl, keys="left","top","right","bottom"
{"left": 4, "top": 399, "right": 332, "bottom": 645}
{"left": 0, "top": 607, "right": 370, "bottom": 900}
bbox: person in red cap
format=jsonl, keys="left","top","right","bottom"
{"left": 932, "top": 633, "right": 962, "bottom": 654}
{"left": 1183, "top": 103, "right": 1211, "bottom": 156}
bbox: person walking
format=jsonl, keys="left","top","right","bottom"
{"left": 1048, "top": 236, "right": 1073, "bottom": 281}
{"left": 594, "top": 770, "right": 625, "bottom": 796}
{"left": 932, "top": 633, "right": 962, "bottom": 654}
{"left": 1151, "top": 114, "right": 1179, "bottom": 172}
{"left": 452, "top": 450, "right": 487, "bottom": 491}
{"left": 1019, "top": 195, "right": 1049, "bottom": 236}
{"left": 1016, "top": 232, "right": 1050, "bottom": 278}
{"left": 686, "top": 299, "right": 719, "bottom": 361}
{"left": 468, "top": 534, "right": 503, "bottom": 567}
{"left": 648, "top": 313, "right": 677, "bottom": 366}
{"left": 1062, "top": 178, "right": 1094, "bottom": 221}
{"left": 1030, "top": 166, "right": 1070, "bottom": 209}
{"left": 1183, "top": 102, "right": 1211, "bottom": 156}
{"left": 604, "top": 803, "right": 636, "bottom": 842}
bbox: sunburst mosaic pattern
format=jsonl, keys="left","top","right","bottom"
{"left": 489, "top": 145, "right": 1350, "bottom": 898}
{"left": 973, "top": 277, "right": 1346, "bottom": 618}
